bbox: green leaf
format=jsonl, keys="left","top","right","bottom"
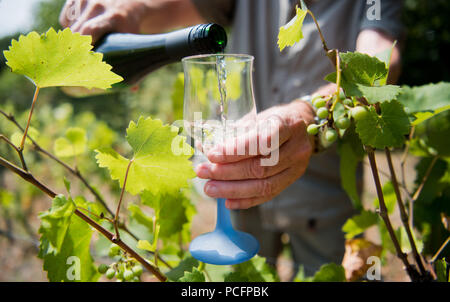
{"left": 223, "top": 255, "right": 278, "bottom": 282}
{"left": 95, "top": 117, "right": 195, "bottom": 196}
{"left": 39, "top": 214, "right": 98, "bottom": 282}
{"left": 337, "top": 126, "right": 365, "bottom": 209}
{"left": 141, "top": 190, "right": 193, "bottom": 241}
{"left": 277, "top": 6, "right": 307, "bottom": 51}
{"left": 166, "top": 256, "right": 199, "bottom": 281}
{"left": 4, "top": 28, "right": 123, "bottom": 89}
{"left": 342, "top": 210, "right": 379, "bottom": 239}
{"left": 38, "top": 195, "right": 75, "bottom": 254}
{"left": 325, "top": 52, "right": 401, "bottom": 103}
{"left": 312, "top": 263, "right": 346, "bottom": 282}
{"left": 373, "top": 181, "right": 397, "bottom": 215}
{"left": 355, "top": 100, "right": 410, "bottom": 149}
{"left": 171, "top": 73, "right": 184, "bottom": 121}
{"left": 54, "top": 127, "right": 87, "bottom": 158}
{"left": 374, "top": 41, "right": 397, "bottom": 86}
{"left": 398, "top": 82, "right": 450, "bottom": 114}
{"left": 137, "top": 239, "right": 154, "bottom": 252}
{"left": 128, "top": 203, "right": 153, "bottom": 234}
{"left": 11, "top": 127, "right": 39, "bottom": 147}
{"left": 398, "top": 83, "right": 450, "bottom": 125}
{"left": 435, "top": 258, "right": 449, "bottom": 282}
{"left": 178, "top": 267, "right": 205, "bottom": 282}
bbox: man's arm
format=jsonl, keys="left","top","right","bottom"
{"left": 59, "top": 0, "right": 204, "bottom": 43}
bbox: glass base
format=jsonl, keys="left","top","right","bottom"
{"left": 189, "top": 228, "right": 259, "bottom": 265}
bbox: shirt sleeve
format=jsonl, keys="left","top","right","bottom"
{"left": 360, "top": 0, "right": 405, "bottom": 40}
{"left": 190, "top": 0, "right": 236, "bottom": 27}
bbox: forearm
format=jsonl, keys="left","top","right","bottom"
{"left": 139, "top": 0, "right": 205, "bottom": 33}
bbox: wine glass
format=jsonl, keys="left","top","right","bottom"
{"left": 182, "top": 54, "right": 260, "bottom": 265}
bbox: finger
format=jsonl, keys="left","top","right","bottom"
{"left": 225, "top": 197, "right": 271, "bottom": 210}
{"left": 207, "top": 115, "right": 292, "bottom": 164}
{"left": 196, "top": 134, "right": 306, "bottom": 180}
{"left": 77, "top": 13, "right": 116, "bottom": 43}
{"left": 203, "top": 167, "right": 293, "bottom": 199}
{"left": 60, "top": 0, "right": 88, "bottom": 28}
{"left": 70, "top": 1, "right": 106, "bottom": 33}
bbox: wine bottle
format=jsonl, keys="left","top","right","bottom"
{"left": 97, "top": 23, "right": 226, "bottom": 85}
{"left": 63, "top": 23, "right": 227, "bottom": 97}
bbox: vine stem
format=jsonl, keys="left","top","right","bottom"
{"left": 0, "top": 109, "right": 172, "bottom": 269}
{"left": 306, "top": 9, "right": 329, "bottom": 52}
{"left": 430, "top": 236, "right": 450, "bottom": 264}
{"left": 20, "top": 86, "right": 40, "bottom": 151}
{"left": 113, "top": 159, "right": 133, "bottom": 240}
{"left": 366, "top": 147, "right": 420, "bottom": 281}
{"left": 411, "top": 156, "right": 438, "bottom": 202}
{"left": 330, "top": 50, "right": 341, "bottom": 112}
{"left": 0, "top": 154, "right": 167, "bottom": 282}
{"left": 385, "top": 148, "right": 428, "bottom": 277}
{"left": 0, "top": 134, "right": 27, "bottom": 170}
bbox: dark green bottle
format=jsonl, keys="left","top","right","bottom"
{"left": 95, "top": 23, "right": 227, "bottom": 85}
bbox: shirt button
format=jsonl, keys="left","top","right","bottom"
{"left": 272, "top": 86, "right": 279, "bottom": 93}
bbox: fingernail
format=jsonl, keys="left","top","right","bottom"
{"left": 205, "top": 184, "right": 218, "bottom": 196}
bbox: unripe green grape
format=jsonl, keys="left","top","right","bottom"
{"left": 108, "top": 244, "right": 121, "bottom": 257}
{"left": 317, "top": 107, "right": 329, "bottom": 119}
{"left": 132, "top": 276, "right": 140, "bottom": 282}
{"left": 313, "top": 97, "right": 327, "bottom": 108}
{"left": 336, "top": 117, "right": 351, "bottom": 130}
{"left": 339, "top": 91, "right": 346, "bottom": 100}
{"left": 311, "top": 93, "right": 321, "bottom": 103}
{"left": 350, "top": 106, "right": 369, "bottom": 121}
{"left": 132, "top": 265, "right": 143, "bottom": 277}
{"left": 98, "top": 264, "right": 109, "bottom": 274}
{"left": 343, "top": 98, "right": 353, "bottom": 107}
{"left": 105, "top": 268, "right": 116, "bottom": 279}
{"left": 124, "top": 269, "right": 134, "bottom": 281}
{"left": 307, "top": 124, "right": 320, "bottom": 135}
{"left": 325, "top": 129, "right": 338, "bottom": 143}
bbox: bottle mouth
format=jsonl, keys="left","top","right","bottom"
{"left": 190, "top": 23, "right": 227, "bottom": 54}
{"left": 205, "top": 24, "right": 227, "bottom": 52}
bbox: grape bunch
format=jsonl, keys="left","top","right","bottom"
{"left": 97, "top": 244, "right": 144, "bottom": 282}
{"left": 306, "top": 91, "right": 368, "bottom": 146}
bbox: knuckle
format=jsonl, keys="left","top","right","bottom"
{"left": 249, "top": 158, "right": 266, "bottom": 179}
{"left": 260, "top": 179, "right": 273, "bottom": 197}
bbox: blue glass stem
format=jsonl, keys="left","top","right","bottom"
{"left": 215, "top": 198, "right": 233, "bottom": 231}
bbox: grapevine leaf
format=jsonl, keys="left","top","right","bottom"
{"left": 40, "top": 214, "right": 98, "bottom": 282}
{"left": 277, "top": 6, "right": 307, "bottom": 51}
{"left": 398, "top": 82, "right": 450, "bottom": 125}
{"left": 141, "top": 190, "right": 192, "bottom": 241}
{"left": 128, "top": 203, "right": 153, "bottom": 235}
{"left": 137, "top": 240, "right": 154, "bottom": 252}
{"left": 337, "top": 126, "right": 365, "bottom": 210}
{"left": 54, "top": 127, "right": 87, "bottom": 158}
{"left": 223, "top": 255, "right": 278, "bottom": 282}
{"left": 374, "top": 41, "right": 397, "bottom": 85}
{"left": 325, "top": 52, "right": 401, "bottom": 103}
{"left": 166, "top": 256, "right": 199, "bottom": 281}
{"left": 178, "top": 267, "right": 205, "bottom": 282}
{"left": 38, "top": 195, "right": 75, "bottom": 254}
{"left": 342, "top": 210, "right": 379, "bottom": 239}
{"left": 418, "top": 111, "right": 450, "bottom": 157}
{"left": 435, "top": 259, "right": 449, "bottom": 282}
{"left": 95, "top": 117, "right": 195, "bottom": 196}
{"left": 373, "top": 181, "right": 397, "bottom": 215}
{"left": 312, "top": 263, "right": 346, "bottom": 282}
{"left": 4, "top": 28, "right": 122, "bottom": 89}
{"left": 355, "top": 100, "right": 410, "bottom": 149}
{"left": 171, "top": 72, "right": 184, "bottom": 121}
